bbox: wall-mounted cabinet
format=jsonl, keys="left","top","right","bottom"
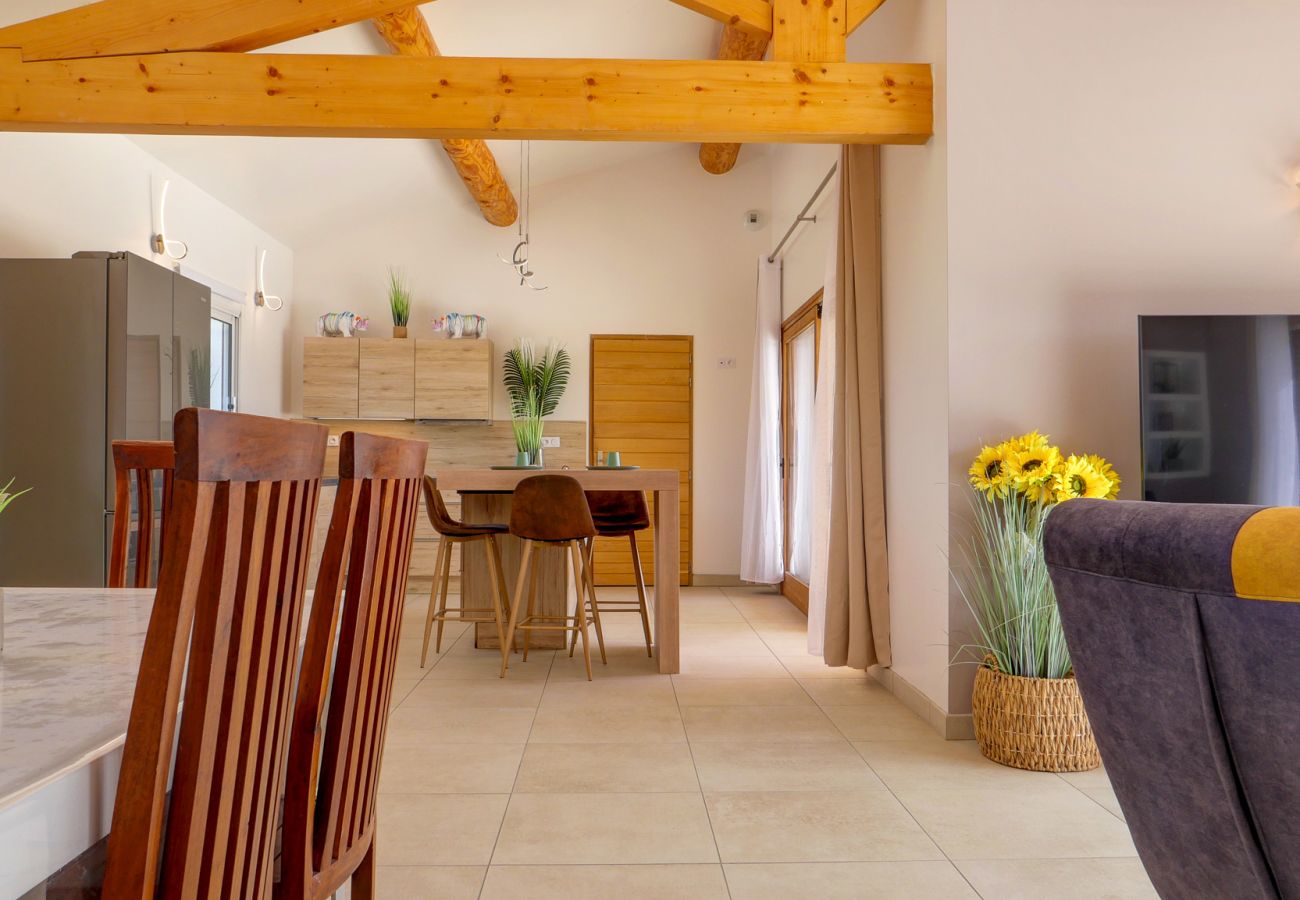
{"left": 302, "top": 337, "right": 493, "bottom": 420}
{"left": 359, "top": 338, "right": 416, "bottom": 418}
{"left": 416, "top": 339, "right": 492, "bottom": 420}
{"left": 303, "top": 337, "right": 360, "bottom": 418}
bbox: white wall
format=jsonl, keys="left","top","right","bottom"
{"left": 770, "top": 0, "right": 951, "bottom": 708}
{"left": 0, "top": 133, "right": 296, "bottom": 417}
{"left": 292, "top": 145, "right": 772, "bottom": 577}
{"left": 945, "top": 0, "right": 1300, "bottom": 711}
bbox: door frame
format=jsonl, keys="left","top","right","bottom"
{"left": 589, "top": 333, "right": 694, "bottom": 586}
{"left": 780, "top": 291, "right": 822, "bottom": 612}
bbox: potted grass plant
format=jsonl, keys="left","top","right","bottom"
{"left": 387, "top": 267, "right": 411, "bottom": 338}
{"left": 502, "top": 339, "right": 570, "bottom": 467}
{"left": 955, "top": 431, "right": 1120, "bottom": 772}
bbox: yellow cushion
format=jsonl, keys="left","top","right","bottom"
{"left": 1231, "top": 507, "right": 1300, "bottom": 602}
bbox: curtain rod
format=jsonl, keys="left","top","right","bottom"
{"left": 767, "top": 162, "right": 837, "bottom": 263}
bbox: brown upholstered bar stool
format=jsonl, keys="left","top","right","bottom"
{"left": 501, "top": 474, "right": 606, "bottom": 680}
{"left": 579, "top": 490, "right": 654, "bottom": 657}
{"left": 420, "top": 476, "right": 513, "bottom": 666}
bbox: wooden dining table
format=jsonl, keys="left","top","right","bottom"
{"left": 435, "top": 467, "right": 682, "bottom": 674}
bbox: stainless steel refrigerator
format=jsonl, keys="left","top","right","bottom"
{"left": 0, "top": 251, "right": 211, "bottom": 586}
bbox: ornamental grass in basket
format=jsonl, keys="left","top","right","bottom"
{"left": 954, "top": 431, "right": 1120, "bottom": 772}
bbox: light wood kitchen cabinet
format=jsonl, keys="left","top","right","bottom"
{"left": 415, "top": 339, "right": 493, "bottom": 420}
{"left": 359, "top": 338, "right": 415, "bottom": 419}
{"left": 302, "top": 337, "right": 359, "bottom": 418}
{"left": 302, "top": 337, "right": 493, "bottom": 420}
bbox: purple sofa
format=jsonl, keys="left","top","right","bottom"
{"left": 1044, "top": 499, "right": 1300, "bottom": 900}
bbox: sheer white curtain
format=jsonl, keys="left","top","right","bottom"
{"left": 806, "top": 170, "right": 840, "bottom": 654}
{"left": 740, "top": 257, "right": 784, "bottom": 584}
{"left": 787, "top": 328, "right": 817, "bottom": 583}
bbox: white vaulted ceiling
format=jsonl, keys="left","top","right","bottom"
{"left": 0, "top": 0, "right": 726, "bottom": 242}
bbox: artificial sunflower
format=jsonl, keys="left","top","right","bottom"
{"left": 1009, "top": 430, "right": 1052, "bottom": 453}
{"left": 1086, "top": 453, "right": 1122, "bottom": 499}
{"left": 969, "top": 444, "right": 1010, "bottom": 496}
{"left": 1055, "top": 454, "right": 1114, "bottom": 501}
{"left": 1005, "top": 445, "right": 1062, "bottom": 503}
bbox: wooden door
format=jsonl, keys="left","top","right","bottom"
{"left": 589, "top": 335, "right": 692, "bottom": 586}
{"left": 781, "top": 292, "right": 821, "bottom": 612}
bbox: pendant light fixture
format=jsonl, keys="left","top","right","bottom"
{"left": 498, "top": 141, "right": 548, "bottom": 291}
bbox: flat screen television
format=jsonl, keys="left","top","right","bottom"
{"left": 1140, "top": 315, "right": 1300, "bottom": 505}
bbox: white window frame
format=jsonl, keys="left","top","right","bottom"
{"left": 210, "top": 307, "right": 240, "bottom": 412}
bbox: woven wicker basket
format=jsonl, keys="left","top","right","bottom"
{"left": 971, "top": 659, "right": 1101, "bottom": 772}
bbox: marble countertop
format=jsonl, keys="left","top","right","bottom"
{"left": 0, "top": 587, "right": 154, "bottom": 811}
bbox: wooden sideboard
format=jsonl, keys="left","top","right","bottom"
{"left": 303, "top": 337, "right": 493, "bottom": 420}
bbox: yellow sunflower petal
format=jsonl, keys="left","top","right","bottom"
{"left": 1055, "top": 455, "right": 1114, "bottom": 502}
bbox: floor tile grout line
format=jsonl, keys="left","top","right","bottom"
{"left": 846, "top": 738, "right": 980, "bottom": 895}
{"left": 669, "top": 646, "right": 732, "bottom": 899}
{"left": 1059, "top": 777, "right": 1126, "bottom": 823}
{"left": 481, "top": 626, "right": 555, "bottom": 897}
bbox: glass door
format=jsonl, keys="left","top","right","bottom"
{"left": 781, "top": 292, "right": 821, "bottom": 611}
{"left": 210, "top": 309, "right": 238, "bottom": 412}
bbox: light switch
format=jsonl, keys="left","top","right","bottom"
{"left": 327, "top": 435, "right": 340, "bottom": 447}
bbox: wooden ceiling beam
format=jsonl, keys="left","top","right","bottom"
{"left": 0, "top": 50, "right": 933, "bottom": 144}
{"left": 372, "top": 8, "right": 517, "bottom": 227}
{"left": 772, "top": 0, "right": 847, "bottom": 63}
{"left": 847, "top": 0, "right": 889, "bottom": 33}
{"left": 665, "top": 0, "right": 772, "bottom": 38}
{"left": 698, "top": 22, "right": 770, "bottom": 175}
{"left": 0, "top": 0, "right": 419, "bottom": 62}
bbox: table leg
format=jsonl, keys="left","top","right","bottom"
{"left": 653, "top": 487, "right": 680, "bottom": 674}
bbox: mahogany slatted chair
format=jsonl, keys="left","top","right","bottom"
{"left": 101, "top": 409, "right": 328, "bottom": 900}
{"left": 108, "top": 440, "right": 175, "bottom": 588}
{"left": 279, "top": 431, "right": 428, "bottom": 900}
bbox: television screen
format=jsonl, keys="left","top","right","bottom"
{"left": 1140, "top": 315, "right": 1300, "bottom": 505}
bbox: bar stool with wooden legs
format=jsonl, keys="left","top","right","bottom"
{"left": 575, "top": 490, "right": 654, "bottom": 657}
{"left": 419, "top": 476, "right": 512, "bottom": 666}
{"left": 500, "top": 474, "right": 606, "bottom": 681}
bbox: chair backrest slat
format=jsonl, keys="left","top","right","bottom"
{"left": 102, "top": 410, "right": 327, "bottom": 900}
{"left": 109, "top": 440, "right": 176, "bottom": 589}
{"left": 281, "top": 432, "right": 427, "bottom": 900}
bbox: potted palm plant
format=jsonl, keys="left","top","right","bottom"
{"left": 955, "top": 432, "right": 1120, "bottom": 772}
{"left": 387, "top": 267, "right": 411, "bottom": 338}
{"left": 0, "top": 477, "right": 31, "bottom": 653}
{"left": 502, "top": 339, "right": 570, "bottom": 467}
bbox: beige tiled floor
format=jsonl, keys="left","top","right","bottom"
{"left": 373, "top": 585, "right": 1155, "bottom": 899}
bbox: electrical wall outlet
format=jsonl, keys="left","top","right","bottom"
{"left": 717, "top": 357, "right": 737, "bottom": 369}
{"left": 327, "top": 435, "right": 340, "bottom": 447}
{"left": 540, "top": 436, "right": 561, "bottom": 449}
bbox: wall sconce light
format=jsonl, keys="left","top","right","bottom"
{"left": 151, "top": 179, "right": 189, "bottom": 260}
{"left": 255, "top": 248, "right": 284, "bottom": 311}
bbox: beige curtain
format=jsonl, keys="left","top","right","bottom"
{"left": 819, "top": 144, "right": 891, "bottom": 669}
